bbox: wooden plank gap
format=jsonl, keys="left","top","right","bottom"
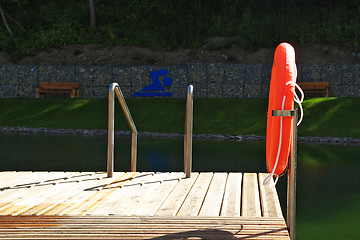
{"left": 105, "top": 172, "right": 170, "bottom": 216}
{"left": 197, "top": 172, "right": 215, "bottom": 216}
{"left": 62, "top": 172, "right": 135, "bottom": 215}
{"left": 220, "top": 172, "right": 242, "bottom": 217}
{"left": 156, "top": 172, "right": 200, "bottom": 216}
{"left": 218, "top": 172, "right": 229, "bottom": 216}
{"left": 199, "top": 172, "right": 228, "bottom": 216}
{"left": 132, "top": 172, "right": 185, "bottom": 216}
{"left": 176, "top": 172, "right": 213, "bottom": 216}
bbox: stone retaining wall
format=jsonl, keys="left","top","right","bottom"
{"left": 1, "top": 63, "right": 359, "bottom": 98}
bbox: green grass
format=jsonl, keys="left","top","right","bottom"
{"left": 0, "top": 97, "right": 359, "bottom": 138}
{"left": 301, "top": 97, "right": 360, "bottom": 138}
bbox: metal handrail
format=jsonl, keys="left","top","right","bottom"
{"left": 107, "top": 83, "right": 137, "bottom": 177}
{"left": 184, "top": 85, "right": 193, "bottom": 178}
{"left": 272, "top": 109, "right": 297, "bottom": 240}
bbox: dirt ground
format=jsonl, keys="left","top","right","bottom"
{"left": 1, "top": 42, "right": 359, "bottom": 66}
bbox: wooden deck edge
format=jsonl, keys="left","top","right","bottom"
{"left": 0, "top": 215, "right": 290, "bottom": 239}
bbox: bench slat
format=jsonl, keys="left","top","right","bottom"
{"left": 37, "top": 90, "right": 74, "bottom": 93}
{"left": 36, "top": 82, "right": 79, "bottom": 98}
{"left": 40, "top": 82, "right": 79, "bottom": 86}
{"left": 39, "top": 86, "right": 78, "bottom": 90}
{"left": 298, "top": 82, "right": 329, "bottom": 97}
{"left": 298, "top": 82, "right": 328, "bottom": 88}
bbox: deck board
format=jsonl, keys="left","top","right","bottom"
{"left": 0, "top": 172, "right": 78, "bottom": 215}
{"left": 104, "top": 172, "right": 168, "bottom": 216}
{"left": 64, "top": 172, "right": 136, "bottom": 215}
{"left": 155, "top": 172, "right": 199, "bottom": 216}
{"left": 133, "top": 172, "right": 185, "bottom": 216}
{"left": 242, "top": 173, "right": 262, "bottom": 217}
{"left": 221, "top": 172, "right": 242, "bottom": 217}
{"left": 0, "top": 171, "right": 289, "bottom": 240}
{"left": 176, "top": 172, "right": 213, "bottom": 216}
{"left": 42, "top": 172, "right": 126, "bottom": 216}
{"left": 0, "top": 216, "right": 289, "bottom": 239}
{"left": 199, "top": 172, "right": 227, "bottom": 216}
{"left": 89, "top": 172, "right": 158, "bottom": 216}
{"left": 109, "top": 172, "right": 174, "bottom": 216}
{"left": 258, "top": 173, "right": 284, "bottom": 218}
{"left": 15, "top": 172, "right": 96, "bottom": 216}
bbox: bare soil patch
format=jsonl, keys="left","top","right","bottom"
{"left": 1, "top": 43, "right": 359, "bottom": 66}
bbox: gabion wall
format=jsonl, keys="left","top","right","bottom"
{"left": 0, "top": 63, "right": 359, "bottom": 98}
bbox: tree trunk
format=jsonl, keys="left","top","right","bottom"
{"left": 89, "top": 0, "right": 96, "bottom": 31}
{"left": 0, "top": 4, "right": 18, "bottom": 47}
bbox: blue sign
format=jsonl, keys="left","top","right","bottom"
{"left": 134, "top": 69, "right": 173, "bottom": 97}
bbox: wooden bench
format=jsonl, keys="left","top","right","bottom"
{"left": 36, "top": 82, "right": 79, "bottom": 98}
{"left": 297, "top": 82, "right": 329, "bottom": 97}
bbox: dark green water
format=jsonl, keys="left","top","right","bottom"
{"left": 0, "top": 133, "right": 359, "bottom": 239}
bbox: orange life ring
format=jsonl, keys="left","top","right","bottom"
{"left": 266, "top": 43, "right": 297, "bottom": 177}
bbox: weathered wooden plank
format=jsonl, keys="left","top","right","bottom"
{"left": 0, "top": 216, "right": 289, "bottom": 234}
{"left": 107, "top": 172, "right": 175, "bottom": 216}
{"left": 0, "top": 172, "right": 39, "bottom": 190}
{"left": 258, "top": 173, "right": 283, "bottom": 218}
{"left": 177, "top": 172, "right": 213, "bottom": 216}
{"left": 0, "top": 172, "right": 78, "bottom": 215}
{"left": 0, "top": 228, "right": 290, "bottom": 234}
{"left": 0, "top": 215, "right": 285, "bottom": 220}
{"left": 155, "top": 172, "right": 199, "bottom": 216}
{"left": 221, "top": 172, "right": 242, "bottom": 217}
{"left": 242, "top": 173, "right": 261, "bottom": 217}
{"left": 87, "top": 172, "right": 156, "bottom": 216}
{"left": 22, "top": 172, "right": 112, "bottom": 216}
{"left": 0, "top": 171, "right": 20, "bottom": 183}
{"left": 0, "top": 172, "right": 58, "bottom": 203}
{"left": 42, "top": 172, "right": 127, "bottom": 216}
{"left": 132, "top": 172, "right": 185, "bottom": 216}
{"left": 0, "top": 226, "right": 289, "bottom": 232}
{"left": 199, "top": 172, "right": 228, "bottom": 216}
{"left": 0, "top": 216, "right": 290, "bottom": 240}
{"left": 63, "top": 172, "right": 138, "bottom": 215}
{"left": 1, "top": 172, "right": 85, "bottom": 216}
{"left": 0, "top": 220, "right": 289, "bottom": 229}
{"left": 0, "top": 234, "right": 289, "bottom": 240}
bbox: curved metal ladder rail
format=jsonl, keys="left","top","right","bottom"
{"left": 108, "top": 83, "right": 137, "bottom": 177}
{"left": 184, "top": 85, "right": 193, "bottom": 178}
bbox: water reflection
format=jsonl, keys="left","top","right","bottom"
{"left": 146, "top": 151, "right": 171, "bottom": 172}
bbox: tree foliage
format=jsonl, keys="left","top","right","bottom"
{"left": 0, "top": 0, "right": 359, "bottom": 56}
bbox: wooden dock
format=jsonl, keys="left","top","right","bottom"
{"left": 0, "top": 171, "right": 290, "bottom": 239}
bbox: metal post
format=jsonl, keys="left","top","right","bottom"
{"left": 287, "top": 109, "right": 297, "bottom": 240}
{"left": 107, "top": 85, "right": 115, "bottom": 178}
{"left": 184, "top": 85, "right": 193, "bottom": 178}
{"left": 272, "top": 109, "right": 297, "bottom": 239}
{"left": 131, "top": 131, "right": 137, "bottom": 172}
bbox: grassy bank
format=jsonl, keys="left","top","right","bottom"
{"left": 0, "top": 98, "right": 359, "bottom": 138}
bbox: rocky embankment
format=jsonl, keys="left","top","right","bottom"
{"left": 1, "top": 127, "right": 359, "bottom": 145}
